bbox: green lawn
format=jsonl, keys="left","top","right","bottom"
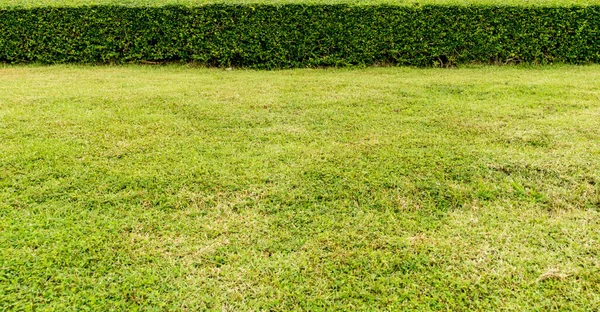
{"left": 1, "top": 65, "right": 599, "bottom": 310}
{"left": 1, "top": 0, "right": 598, "bottom": 7}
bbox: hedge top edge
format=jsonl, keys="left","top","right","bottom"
{"left": 1, "top": 0, "right": 599, "bottom": 8}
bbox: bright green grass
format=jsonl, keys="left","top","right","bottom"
{"left": 1, "top": 0, "right": 598, "bottom": 7}
{"left": 1, "top": 65, "right": 600, "bottom": 310}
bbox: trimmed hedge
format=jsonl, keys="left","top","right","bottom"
{"left": 1, "top": 5, "right": 599, "bottom": 68}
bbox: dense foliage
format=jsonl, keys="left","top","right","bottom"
{"left": 1, "top": 5, "right": 599, "bottom": 68}
{"left": 2, "top": 0, "right": 599, "bottom": 8}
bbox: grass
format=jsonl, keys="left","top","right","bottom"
{"left": 1, "top": 0, "right": 598, "bottom": 7}
{"left": 1, "top": 64, "right": 599, "bottom": 310}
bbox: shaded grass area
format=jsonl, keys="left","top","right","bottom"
{"left": 1, "top": 65, "right": 599, "bottom": 310}
{"left": 1, "top": 0, "right": 598, "bottom": 7}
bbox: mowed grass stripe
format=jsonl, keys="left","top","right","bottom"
{"left": 0, "top": 65, "right": 599, "bottom": 310}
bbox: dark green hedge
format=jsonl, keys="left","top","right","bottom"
{"left": 1, "top": 5, "right": 599, "bottom": 68}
